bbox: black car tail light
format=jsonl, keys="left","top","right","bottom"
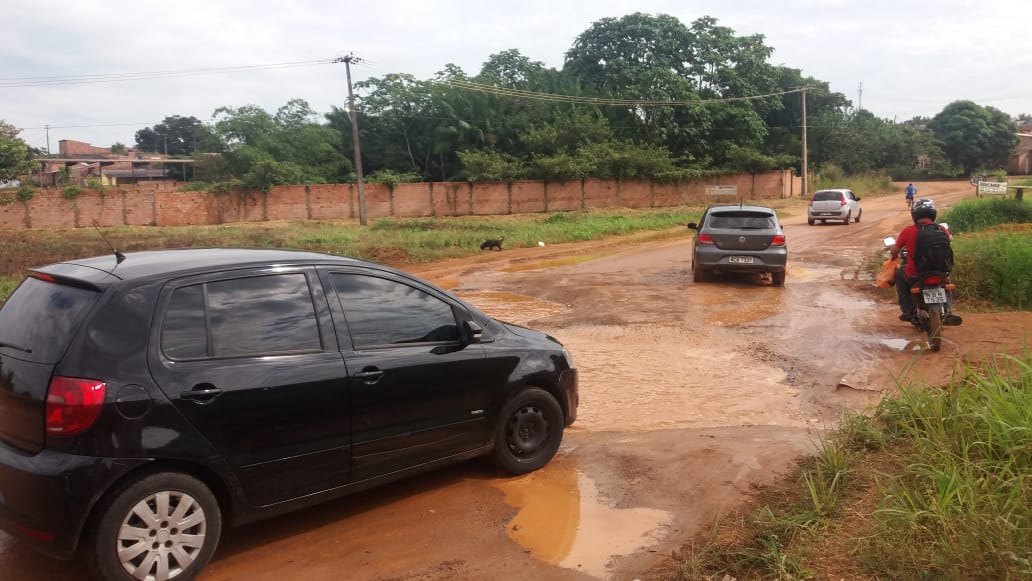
{"left": 45, "top": 377, "right": 106, "bottom": 436}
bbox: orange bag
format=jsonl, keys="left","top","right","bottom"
{"left": 876, "top": 257, "right": 898, "bottom": 288}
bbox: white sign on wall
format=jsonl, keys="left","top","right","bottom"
{"left": 705, "top": 185, "right": 738, "bottom": 197}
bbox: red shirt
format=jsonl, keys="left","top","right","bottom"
{"left": 897, "top": 220, "right": 952, "bottom": 277}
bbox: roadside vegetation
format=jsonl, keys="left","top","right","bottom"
{"left": 659, "top": 352, "right": 1032, "bottom": 580}
{"left": 811, "top": 163, "right": 894, "bottom": 198}
{"left": 0, "top": 207, "right": 702, "bottom": 303}
{"left": 940, "top": 197, "right": 1032, "bottom": 309}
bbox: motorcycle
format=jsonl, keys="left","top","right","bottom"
{"left": 883, "top": 235, "right": 961, "bottom": 352}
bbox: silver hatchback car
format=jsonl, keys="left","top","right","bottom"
{"left": 687, "top": 205, "right": 788, "bottom": 286}
{"left": 808, "top": 188, "right": 862, "bottom": 225}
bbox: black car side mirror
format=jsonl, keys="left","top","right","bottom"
{"left": 463, "top": 320, "right": 484, "bottom": 344}
{"left": 687, "top": 222, "right": 698, "bottom": 230}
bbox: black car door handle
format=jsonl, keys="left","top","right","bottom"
{"left": 353, "top": 369, "right": 384, "bottom": 383}
{"left": 181, "top": 388, "right": 223, "bottom": 402}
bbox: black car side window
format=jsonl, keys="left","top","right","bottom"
{"left": 161, "top": 284, "right": 208, "bottom": 359}
{"left": 331, "top": 274, "right": 459, "bottom": 348}
{"left": 162, "top": 274, "right": 322, "bottom": 359}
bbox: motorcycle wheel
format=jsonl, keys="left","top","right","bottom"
{"left": 927, "top": 309, "right": 943, "bottom": 352}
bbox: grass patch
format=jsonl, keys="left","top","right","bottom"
{"left": 940, "top": 197, "right": 1032, "bottom": 234}
{"left": 813, "top": 166, "right": 895, "bottom": 198}
{"left": 951, "top": 226, "right": 1032, "bottom": 309}
{"left": 660, "top": 352, "right": 1032, "bottom": 580}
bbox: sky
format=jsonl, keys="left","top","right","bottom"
{"left": 4, "top": 0, "right": 1029, "bottom": 153}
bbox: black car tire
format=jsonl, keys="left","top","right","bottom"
{"left": 692, "top": 261, "right": 709, "bottom": 282}
{"left": 86, "top": 471, "right": 222, "bottom": 581}
{"left": 771, "top": 270, "right": 786, "bottom": 287}
{"left": 807, "top": 217, "right": 815, "bottom": 225}
{"left": 493, "top": 387, "right": 564, "bottom": 475}
{"left": 843, "top": 211, "right": 851, "bottom": 225}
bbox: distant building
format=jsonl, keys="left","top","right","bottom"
{"left": 34, "top": 140, "right": 192, "bottom": 186}
{"left": 1009, "top": 134, "right": 1032, "bottom": 175}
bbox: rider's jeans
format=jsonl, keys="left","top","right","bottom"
{"left": 895, "top": 267, "right": 916, "bottom": 316}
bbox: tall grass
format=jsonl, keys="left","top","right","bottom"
{"left": 861, "top": 355, "right": 1032, "bottom": 579}
{"left": 951, "top": 230, "right": 1032, "bottom": 308}
{"left": 940, "top": 197, "right": 1032, "bottom": 234}
{"left": 813, "top": 164, "right": 895, "bottom": 198}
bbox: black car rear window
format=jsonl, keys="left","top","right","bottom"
{"left": 0, "top": 277, "right": 100, "bottom": 364}
{"left": 813, "top": 191, "right": 843, "bottom": 201}
{"left": 707, "top": 212, "right": 775, "bottom": 229}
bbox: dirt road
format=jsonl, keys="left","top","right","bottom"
{"left": 3, "top": 182, "right": 1029, "bottom": 580}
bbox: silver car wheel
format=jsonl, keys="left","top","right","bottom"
{"left": 117, "top": 490, "right": 207, "bottom": 581}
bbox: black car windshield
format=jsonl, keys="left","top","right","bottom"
{"left": 0, "top": 277, "right": 99, "bottom": 364}
{"left": 708, "top": 213, "right": 775, "bottom": 230}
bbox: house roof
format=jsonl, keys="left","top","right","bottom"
{"left": 102, "top": 169, "right": 167, "bottom": 178}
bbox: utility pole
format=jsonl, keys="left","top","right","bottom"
{"left": 858, "top": 81, "right": 863, "bottom": 112}
{"left": 335, "top": 54, "right": 367, "bottom": 225}
{"left": 800, "top": 87, "right": 809, "bottom": 198}
{"left": 44, "top": 124, "right": 51, "bottom": 156}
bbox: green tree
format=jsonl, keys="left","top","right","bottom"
{"left": 110, "top": 142, "right": 127, "bottom": 154}
{"left": 0, "top": 121, "right": 35, "bottom": 182}
{"left": 210, "top": 100, "right": 349, "bottom": 184}
{"left": 563, "top": 13, "right": 778, "bottom": 163}
{"left": 135, "top": 115, "right": 203, "bottom": 155}
{"left": 929, "top": 101, "right": 1019, "bottom": 173}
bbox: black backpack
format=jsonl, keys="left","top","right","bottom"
{"left": 913, "top": 223, "right": 953, "bottom": 273}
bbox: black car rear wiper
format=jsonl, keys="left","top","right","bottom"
{"left": 0, "top": 341, "right": 32, "bottom": 354}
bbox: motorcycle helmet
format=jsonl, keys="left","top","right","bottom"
{"left": 911, "top": 198, "right": 937, "bottom": 222}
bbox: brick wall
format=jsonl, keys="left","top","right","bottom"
{"left": 0, "top": 170, "right": 795, "bottom": 229}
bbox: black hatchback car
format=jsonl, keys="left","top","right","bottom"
{"left": 0, "top": 249, "right": 577, "bottom": 580}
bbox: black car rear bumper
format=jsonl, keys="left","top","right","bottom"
{"left": 0, "top": 443, "right": 148, "bottom": 559}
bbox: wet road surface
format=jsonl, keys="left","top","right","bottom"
{"left": 4, "top": 182, "right": 1031, "bottom": 580}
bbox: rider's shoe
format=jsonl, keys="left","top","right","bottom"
{"left": 944, "top": 314, "right": 963, "bottom": 326}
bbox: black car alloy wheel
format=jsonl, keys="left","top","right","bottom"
{"left": 88, "top": 472, "right": 222, "bottom": 581}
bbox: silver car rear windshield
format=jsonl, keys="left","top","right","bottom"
{"left": 813, "top": 191, "right": 843, "bottom": 201}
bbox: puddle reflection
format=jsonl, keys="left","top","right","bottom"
{"left": 881, "top": 338, "right": 926, "bottom": 352}
{"left": 493, "top": 468, "right": 672, "bottom": 578}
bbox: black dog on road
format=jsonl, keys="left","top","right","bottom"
{"left": 480, "top": 236, "right": 504, "bottom": 251}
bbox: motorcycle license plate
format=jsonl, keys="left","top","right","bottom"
{"left": 923, "top": 288, "right": 947, "bottom": 304}
{"left": 729, "top": 256, "right": 754, "bottom": 264}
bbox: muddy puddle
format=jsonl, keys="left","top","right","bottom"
{"left": 455, "top": 290, "right": 568, "bottom": 323}
{"left": 493, "top": 466, "right": 672, "bottom": 578}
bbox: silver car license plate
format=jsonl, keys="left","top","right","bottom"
{"left": 729, "top": 256, "right": 754, "bottom": 264}
{"left": 922, "top": 288, "right": 947, "bottom": 304}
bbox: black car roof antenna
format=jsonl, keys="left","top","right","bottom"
{"left": 92, "top": 221, "right": 126, "bottom": 265}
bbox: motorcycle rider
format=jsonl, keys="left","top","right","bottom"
{"left": 890, "top": 198, "right": 951, "bottom": 324}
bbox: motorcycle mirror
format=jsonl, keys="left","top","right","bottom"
{"left": 883, "top": 236, "right": 896, "bottom": 247}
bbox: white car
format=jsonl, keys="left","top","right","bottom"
{"left": 807, "top": 188, "right": 862, "bottom": 225}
